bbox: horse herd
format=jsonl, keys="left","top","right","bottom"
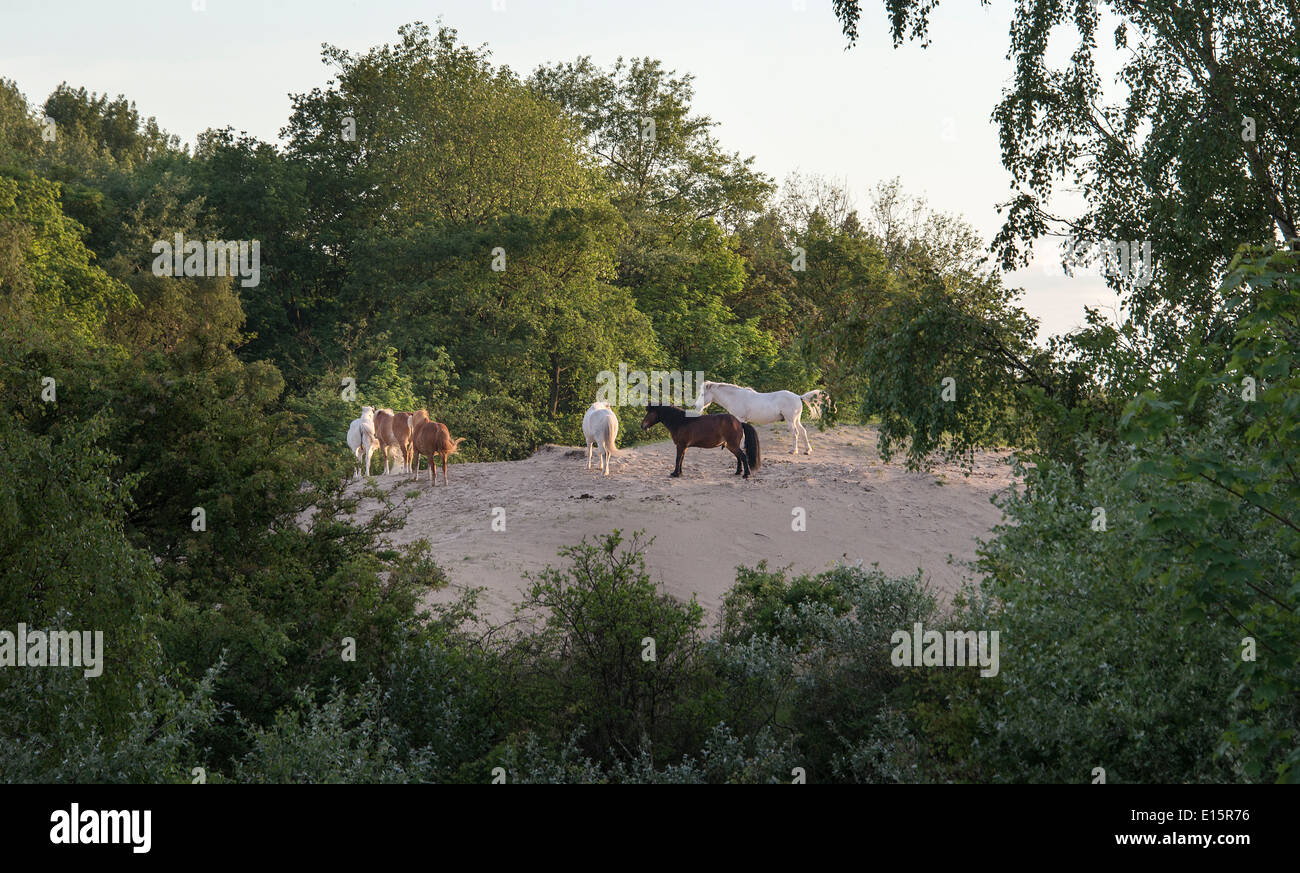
{"left": 347, "top": 407, "right": 466, "bottom": 484}
{"left": 346, "top": 381, "right": 830, "bottom": 484}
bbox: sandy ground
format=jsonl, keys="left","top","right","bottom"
{"left": 349, "top": 423, "right": 1016, "bottom": 627}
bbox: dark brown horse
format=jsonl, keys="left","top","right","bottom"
{"left": 641, "top": 405, "right": 760, "bottom": 478}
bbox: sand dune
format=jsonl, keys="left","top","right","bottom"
{"left": 349, "top": 423, "right": 1017, "bottom": 626}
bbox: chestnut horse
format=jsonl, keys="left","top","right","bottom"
{"left": 374, "top": 409, "right": 397, "bottom": 474}
{"left": 641, "top": 405, "right": 760, "bottom": 478}
{"left": 411, "top": 416, "right": 466, "bottom": 485}
{"left": 393, "top": 411, "right": 417, "bottom": 475}
{"left": 405, "top": 410, "right": 429, "bottom": 475}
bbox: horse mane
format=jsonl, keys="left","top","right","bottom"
{"left": 702, "top": 380, "right": 746, "bottom": 390}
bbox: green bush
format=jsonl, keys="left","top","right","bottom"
{"left": 971, "top": 444, "right": 1243, "bottom": 783}
{"left": 514, "top": 530, "right": 713, "bottom": 764}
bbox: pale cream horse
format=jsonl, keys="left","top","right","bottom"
{"left": 582, "top": 401, "right": 619, "bottom": 476}
{"left": 693, "top": 381, "right": 830, "bottom": 455}
{"left": 346, "top": 405, "right": 378, "bottom": 477}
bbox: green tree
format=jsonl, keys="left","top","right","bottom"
{"left": 1120, "top": 248, "right": 1300, "bottom": 781}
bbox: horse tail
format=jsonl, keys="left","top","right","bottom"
{"left": 800, "top": 390, "right": 826, "bottom": 419}
{"left": 604, "top": 416, "right": 619, "bottom": 454}
{"left": 742, "top": 422, "right": 760, "bottom": 471}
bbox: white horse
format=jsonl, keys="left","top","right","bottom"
{"left": 582, "top": 401, "right": 619, "bottom": 476}
{"left": 693, "top": 381, "right": 829, "bottom": 455}
{"left": 346, "top": 405, "right": 378, "bottom": 477}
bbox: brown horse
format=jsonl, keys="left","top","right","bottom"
{"left": 389, "top": 411, "right": 416, "bottom": 474}
{"left": 641, "top": 405, "right": 760, "bottom": 478}
{"left": 411, "top": 418, "right": 466, "bottom": 485}
{"left": 374, "top": 409, "right": 400, "bottom": 474}
{"left": 404, "top": 410, "right": 430, "bottom": 476}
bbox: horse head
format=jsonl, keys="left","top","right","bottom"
{"left": 693, "top": 381, "right": 716, "bottom": 413}
{"left": 641, "top": 406, "right": 661, "bottom": 431}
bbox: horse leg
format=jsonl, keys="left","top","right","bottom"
{"left": 441, "top": 453, "right": 448, "bottom": 486}
{"left": 672, "top": 445, "right": 685, "bottom": 477}
{"left": 730, "top": 432, "right": 749, "bottom": 477}
{"left": 800, "top": 419, "right": 813, "bottom": 455}
{"left": 587, "top": 441, "right": 593, "bottom": 470}
{"left": 790, "top": 417, "right": 799, "bottom": 454}
{"left": 735, "top": 447, "right": 750, "bottom": 478}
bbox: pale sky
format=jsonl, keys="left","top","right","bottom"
{"left": 1, "top": 0, "right": 1121, "bottom": 338}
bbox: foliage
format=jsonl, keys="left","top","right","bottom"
{"left": 4, "top": 10, "right": 1293, "bottom": 784}
{"left": 1120, "top": 248, "right": 1300, "bottom": 781}
{"left": 515, "top": 531, "right": 712, "bottom": 763}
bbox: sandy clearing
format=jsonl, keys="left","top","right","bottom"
{"left": 348, "top": 423, "right": 1017, "bottom": 626}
